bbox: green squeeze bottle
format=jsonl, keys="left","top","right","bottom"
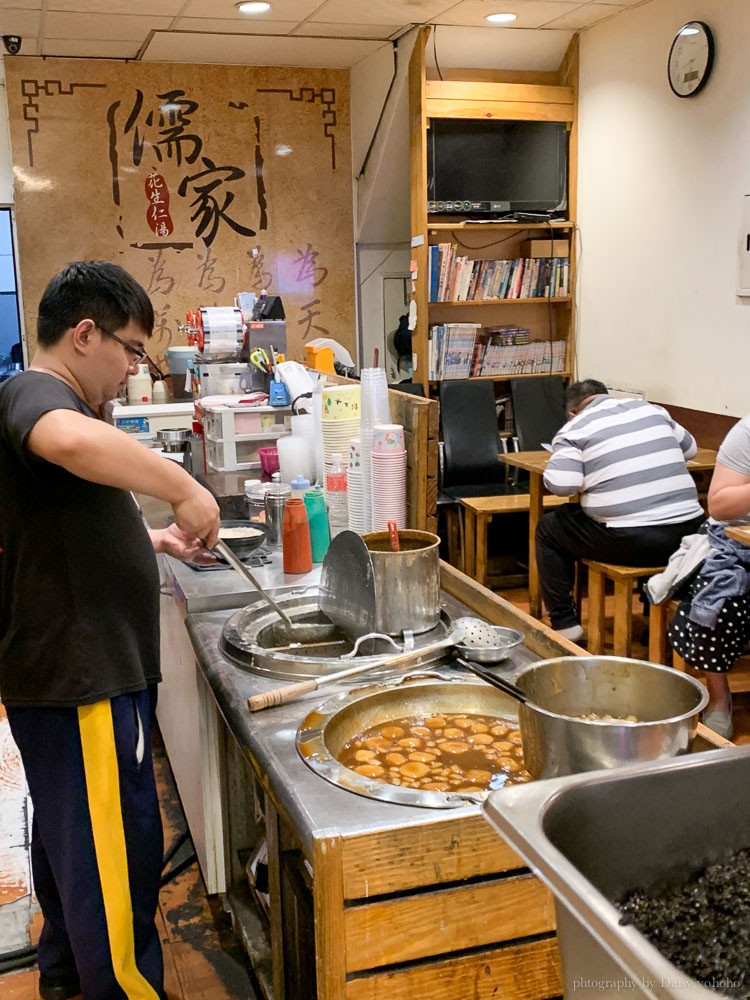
{"left": 303, "top": 487, "right": 330, "bottom": 563}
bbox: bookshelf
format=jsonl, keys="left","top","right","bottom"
{"left": 408, "top": 30, "right": 579, "bottom": 395}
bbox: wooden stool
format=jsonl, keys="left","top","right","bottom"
{"left": 583, "top": 560, "right": 665, "bottom": 657}
{"left": 648, "top": 598, "right": 679, "bottom": 665}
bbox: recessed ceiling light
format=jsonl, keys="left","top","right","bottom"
{"left": 236, "top": 1, "right": 271, "bottom": 13}
{"left": 679, "top": 26, "right": 699, "bottom": 36}
{"left": 485, "top": 12, "right": 517, "bottom": 25}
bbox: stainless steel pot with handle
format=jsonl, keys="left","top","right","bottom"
{"left": 514, "top": 656, "right": 710, "bottom": 779}
{"left": 362, "top": 529, "right": 441, "bottom": 636}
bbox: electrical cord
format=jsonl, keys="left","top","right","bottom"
{"left": 357, "top": 42, "right": 398, "bottom": 179}
{"left": 432, "top": 25, "right": 444, "bottom": 80}
{"left": 0, "top": 945, "right": 37, "bottom": 975}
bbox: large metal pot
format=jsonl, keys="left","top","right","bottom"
{"left": 514, "top": 656, "right": 709, "bottom": 779}
{"left": 362, "top": 530, "right": 440, "bottom": 635}
{"left": 298, "top": 677, "right": 520, "bottom": 809}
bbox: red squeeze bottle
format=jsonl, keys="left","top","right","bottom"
{"left": 282, "top": 498, "right": 313, "bottom": 574}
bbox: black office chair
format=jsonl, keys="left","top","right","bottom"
{"left": 438, "top": 381, "right": 528, "bottom": 572}
{"left": 509, "top": 376, "right": 566, "bottom": 451}
{"left": 388, "top": 381, "right": 426, "bottom": 397}
{"left": 440, "top": 380, "right": 519, "bottom": 497}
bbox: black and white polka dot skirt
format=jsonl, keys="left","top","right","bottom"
{"left": 669, "top": 575, "right": 750, "bottom": 673}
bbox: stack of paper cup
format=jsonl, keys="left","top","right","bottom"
{"left": 347, "top": 438, "right": 367, "bottom": 534}
{"left": 359, "top": 369, "right": 389, "bottom": 532}
{"left": 321, "top": 385, "right": 360, "bottom": 495}
{"left": 371, "top": 423, "right": 407, "bottom": 530}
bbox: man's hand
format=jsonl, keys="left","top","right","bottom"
{"left": 149, "top": 524, "right": 218, "bottom": 565}
{"left": 172, "top": 484, "right": 221, "bottom": 549}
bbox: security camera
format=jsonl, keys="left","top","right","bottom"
{"left": 2, "top": 36, "right": 22, "bottom": 56}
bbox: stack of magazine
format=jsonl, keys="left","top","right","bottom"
{"left": 428, "top": 323, "right": 566, "bottom": 380}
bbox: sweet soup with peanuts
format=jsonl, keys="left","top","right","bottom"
{"left": 337, "top": 712, "right": 532, "bottom": 792}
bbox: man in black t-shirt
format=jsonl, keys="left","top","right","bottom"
{"left": 0, "top": 261, "right": 220, "bottom": 1000}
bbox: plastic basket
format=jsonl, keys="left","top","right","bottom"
{"left": 258, "top": 446, "right": 280, "bottom": 476}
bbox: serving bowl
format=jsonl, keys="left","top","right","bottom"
{"left": 216, "top": 519, "right": 268, "bottom": 558}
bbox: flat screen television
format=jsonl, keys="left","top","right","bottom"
{"left": 427, "top": 118, "right": 568, "bottom": 218}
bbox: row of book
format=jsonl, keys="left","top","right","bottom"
{"left": 428, "top": 243, "right": 570, "bottom": 302}
{"left": 428, "top": 323, "right": 567, "bottom": 380}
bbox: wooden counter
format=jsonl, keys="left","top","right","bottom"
{"left": 178, "top": 560, "right": 725, "bottom": 1000}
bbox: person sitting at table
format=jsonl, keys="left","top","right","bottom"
{"left": 536, "top": 379, "right": 705, "bottom": 642}
{"left": 668, "top": 412, "right": 750, "bottom": 739}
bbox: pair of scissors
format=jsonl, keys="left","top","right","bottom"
{"left": 250, "top": 348, "right": 270, "bottom": 372}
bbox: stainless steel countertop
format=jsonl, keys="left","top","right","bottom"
{"left": 163, "top": 549, "right": 321, "bottom": 613}
{"left": 184, "top": 593, "right": 544, "bottom": 858}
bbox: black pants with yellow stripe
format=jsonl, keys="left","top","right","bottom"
{"left": 7, "top": 686, "right": 165, "bottom": 999}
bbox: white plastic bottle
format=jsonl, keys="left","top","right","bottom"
{"left": 325, "top": 453, "right": 348, "bottom": 538}
{"left": 127, "top": 364, "right": 152, "bottom": 405}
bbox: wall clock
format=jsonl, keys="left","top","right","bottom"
{"left": 668, "top": 21, "right": 714, "bottom": 98}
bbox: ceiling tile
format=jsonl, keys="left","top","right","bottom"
{"left": 181, "top": 0, "right": 321, "bottom": 19}
{"left": 543, "top": 3, "right": 626, "bottom": 29}
{"left": 142, "top": 30, "right": 383, "bottom": 67}
{"left": 174, "top": 17, "right": 299, "bottom": 34}
{"left": 1, "top": 0, "right": 42, "bottom": 10}
{"left": 307, "top": 0, "right": 449, "bottom": 27}
{"left": 41, "top": 38, "right": 142, "bottom": 57}
{"left": 0, "top": 9, "right": 42, "bottom": 36}
{"left": 46, "top": 0, "right": 185, "bottom": 14}
{"left": 294, "top": 21, "right": 403, "bottom": 38}
{"left": 435, "top": 2, "right": 582, "bottom": 30}
{"left": 45, "top": 12, "right": 174, "bottom": 41}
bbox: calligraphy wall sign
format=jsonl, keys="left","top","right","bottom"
{"left": 5, "top": 58, "right": 355, "bottom": 364}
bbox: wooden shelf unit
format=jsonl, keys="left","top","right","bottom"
{"left": 408, "top": 28, "right": 579, "bottom": 393}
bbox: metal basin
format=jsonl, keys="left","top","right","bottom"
{"left": 483, "top": 746, "right": 750, "bottom": 999}
{"left": 514, "top": 656, "right": 709, "bottom": 779}
{"left": 297, "top": 678, "right": 521, "bottom": 809}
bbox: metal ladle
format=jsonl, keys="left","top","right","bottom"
{"left": 214, "top": 540, "right": 341, "bottom": 646}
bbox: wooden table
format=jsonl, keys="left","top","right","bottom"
{"left": 725, "top": 524, "right": 750, "bottom": 546}
{"left": 499, "top": 447, "right": 718, "bottom": 620}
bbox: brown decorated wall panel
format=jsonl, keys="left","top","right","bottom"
{"left": 4, "top": 58, "right": 354, "bottom": 365}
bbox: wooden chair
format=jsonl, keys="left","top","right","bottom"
{"left": 461, "top": 493, "right": 569, "bottom": 586}
{"left": 583, "top": 560, "right": 666, "bottom": 658}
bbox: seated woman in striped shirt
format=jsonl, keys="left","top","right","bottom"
{"left": 536, "top": 379, "right": 705, "bottom": 645}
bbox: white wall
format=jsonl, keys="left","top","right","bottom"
{"left": 577, "top": 0, "right": 750, "bottom": 416}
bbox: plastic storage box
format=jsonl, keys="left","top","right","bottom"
{"left": 200, "top": 405, "right": 290, "bottom": 440}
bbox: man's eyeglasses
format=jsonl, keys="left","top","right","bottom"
{"left": 99, "top": 327, "right": 147, "bottom": 366}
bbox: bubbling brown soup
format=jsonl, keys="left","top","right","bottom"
{"left": 337, "top": 712, "right": 532, "bottom": 793}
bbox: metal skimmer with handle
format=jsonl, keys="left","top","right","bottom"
{"left": 246, "top": 616, "right": 520, "bottom": 712}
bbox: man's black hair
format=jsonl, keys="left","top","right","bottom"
{"left": 37, "top": 261, "right": 155, "bottom": 347}
{"left": 564, "top": 379, "right": 609, "bottom": 410}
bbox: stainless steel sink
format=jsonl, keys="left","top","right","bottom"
{"left": 483, "top": 746, "right": 750, "bottom": 1000}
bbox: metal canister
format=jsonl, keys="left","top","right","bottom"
{"left": 264, "top": 483, "right": 291, "bottom": 548}
{"left": 362, "top": 530, "right": 441, "bottom": 635}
